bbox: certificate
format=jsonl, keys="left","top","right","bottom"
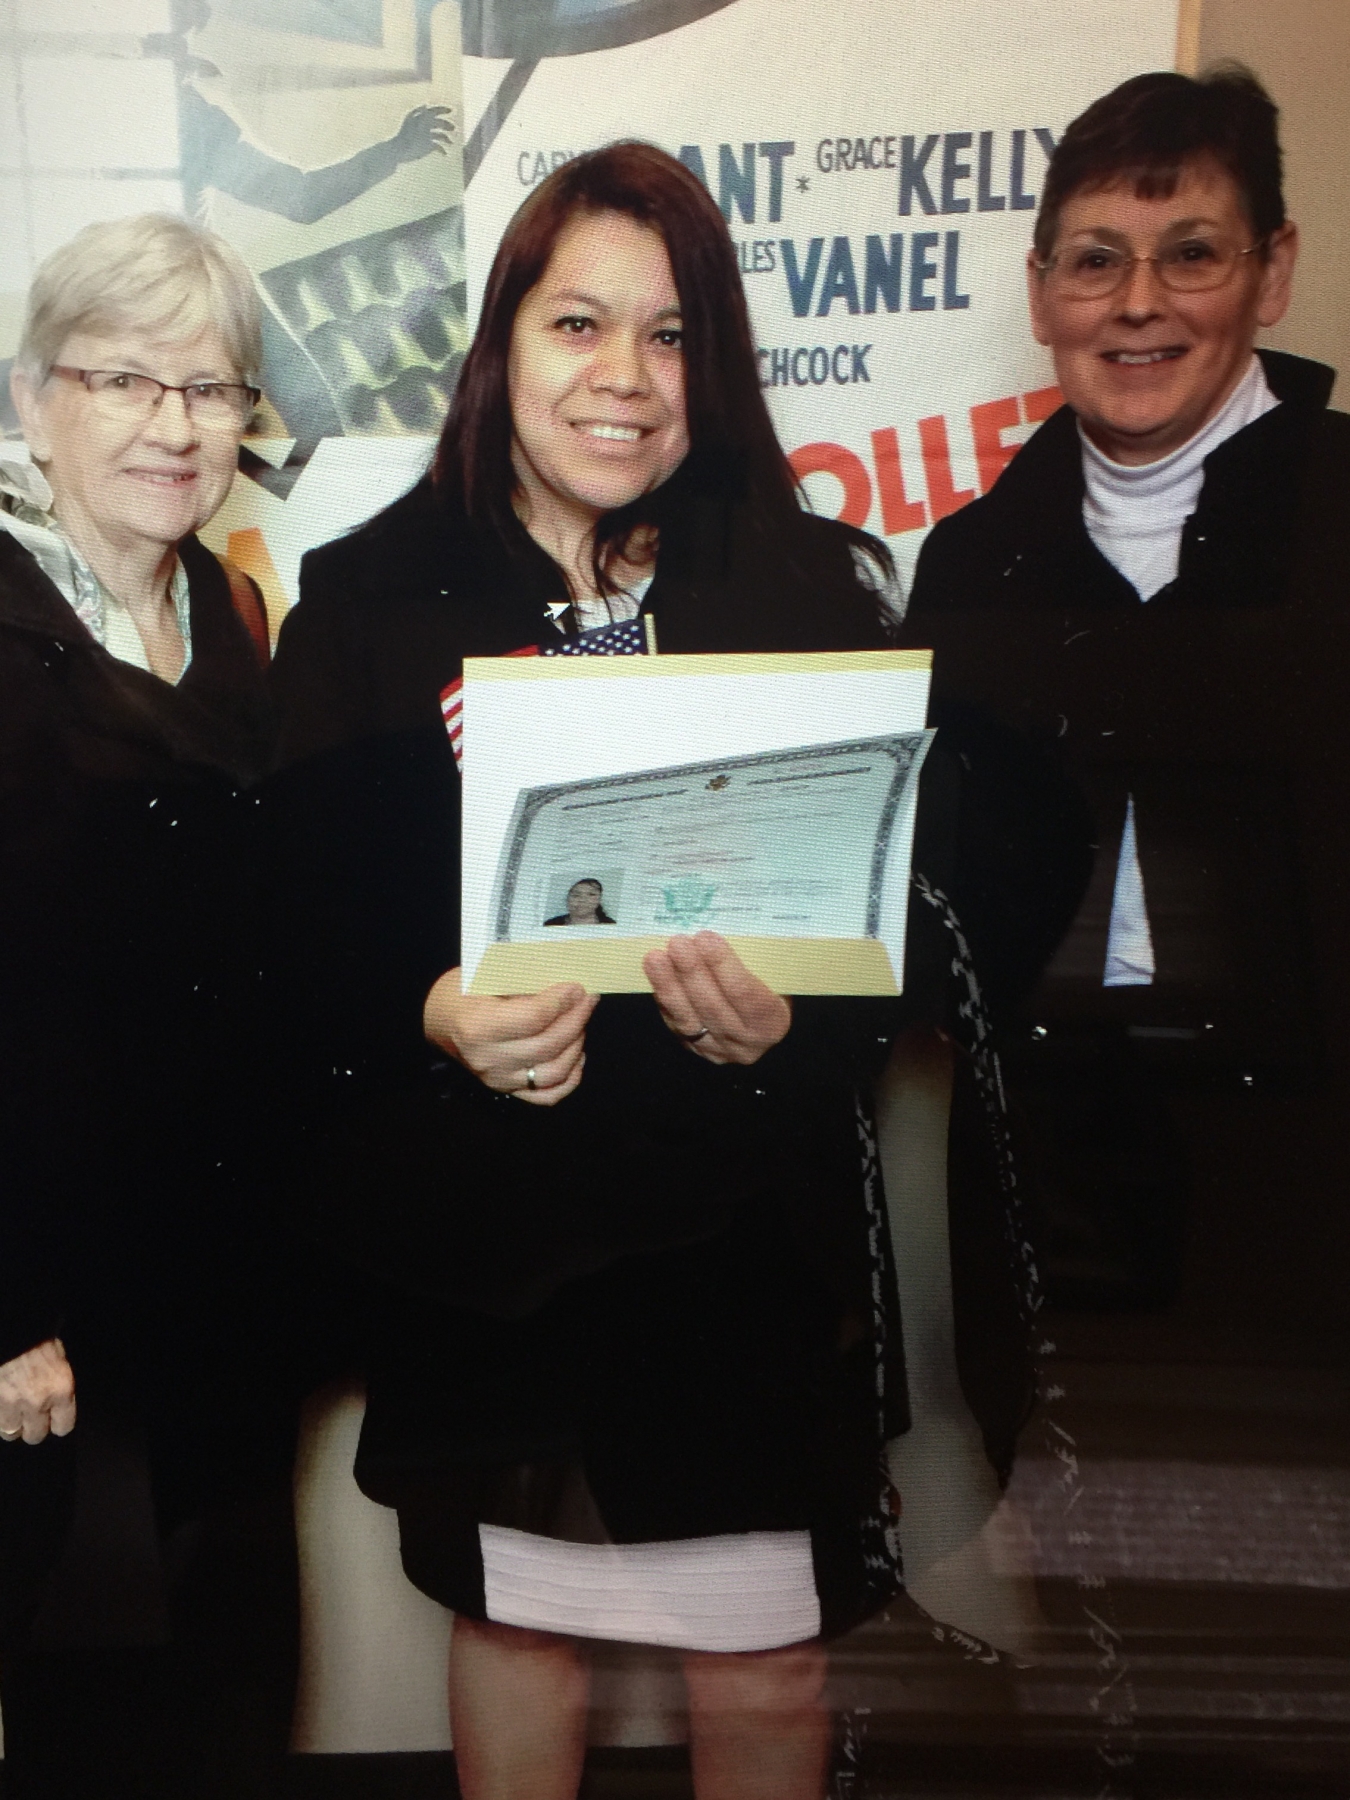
{"left": 484, "top": 733, "right": 930, "bottom": 992}
{"left": 461, "top": 650, "right": 934, "bottom": 996}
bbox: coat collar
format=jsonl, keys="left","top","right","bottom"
{"left": 1257, "top": 346, "right": 1336, "bottom": 410}
{"left": 1000, "top": 348, "right": 1335, "bottom": 525}
{"left": 0, "top": 530, "right": 93, "bottom": 645}
{"left": 978, "top": 349, "right": 1337, "bottom": 605}
{"left": 1, "top": 529, "right": 272, "bottom": 783}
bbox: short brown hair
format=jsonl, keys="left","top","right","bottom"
{"left": 1034, "top": 65, "right": 1284, "bottom": 261}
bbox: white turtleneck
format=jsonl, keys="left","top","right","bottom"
{"left": 1081, "top": 353, "right": 1278, "bottom": 602}
{"left": 1081, "top": 354, "right": 1280, "bottom": 985}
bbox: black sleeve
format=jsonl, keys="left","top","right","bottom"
{"left": 265, "top": 559, "right": 782, "bottom": 1322}
{"left": 927, "top": 700, "right": 1094, "bottom": 1023}
{"left": 904, "top": 507, "right": 982, "bottom": 615}
{"left": 271, "top": 549, "right": 379, "bottom": 769}
{"left": 0, "top": 1221, "right": 63, "bottom": 1368}
{"left": 902, "top": 521, "right": 1096, "bottom": 1025}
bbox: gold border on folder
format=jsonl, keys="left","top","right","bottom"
{"left": 469, "top": 935, "right": 899, "bottom": 997}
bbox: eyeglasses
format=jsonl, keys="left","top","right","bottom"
{"left": 49, "top": 365, "right": 262, "bottom": 428}
{"left": 1035, "top": 237, "right": 1266, "bottom": 301}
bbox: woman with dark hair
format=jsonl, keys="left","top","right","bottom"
{"left": 268, "top": 142, "right": 947, "bottom": 1800}
{"left": 545, "top": 879, "right": 616, "bottom": 925}
{"left": 905, "top": 64, "right": 1350, "bottom": 1314}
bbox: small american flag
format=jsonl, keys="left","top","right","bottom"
{"left": 440, "top": 614, "right": 650, "bottom": 769}
{"left": 547, "top": 615, "right": 649, "bottom": 659}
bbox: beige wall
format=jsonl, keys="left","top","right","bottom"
{"left": 1198, "top": 0, "right": 1350, "bottom": 403}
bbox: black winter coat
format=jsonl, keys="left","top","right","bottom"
{"left": 266, "top": 475, "right": 1036, "bottom": 1631}
{"left": 906, "top": 349, "right": 1350, "bottom": 1068}
{"left": 268, "top": 476, "right": 918, "bottom": 1319}
{"left": 903, "top": 348, "right": 1350, "bottom": 1322}
{"left": 0, "top": 532, "right": 274, "bottom": 1376}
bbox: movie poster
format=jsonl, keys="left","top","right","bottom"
{"left": 1, "top": 0, "right": 1179, "bottom": 616}
{"left": 460, "top": 0, "right": 1180, "bottom": 587}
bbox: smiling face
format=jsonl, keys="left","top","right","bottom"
{"left": 13, "top": 322, "right": 246, "bottom": 559}
{"left": 507, "top": 208, "right": 689, "bottom": 553}
{"left": 1027, "top": 157, "right": 1297, "bottom": 465}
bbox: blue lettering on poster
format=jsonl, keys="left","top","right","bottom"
{"left": 864, "top": 234, "right": 902, "bottom": 314}
{"left": 678, "top": 143, "right": 709, "bottom": 187}
{"left": 758, "top": 141, "right": 795, "bottom": 223}
{"left": 976, "top": 130, "right": 1005, "bottom": 211}
{"left": 719, "top": 141, "right": 757, "bottom": 224}
{"left": 909, "top": 231, "right": 939, "bottom": 310}
{"left": 757, "top": 343, "right": 873, "bottom": 387}
{"left": 899, "top": 134, "right": 939, "bottom": 215}
{"left": 816, "top": 236, "right": 861, "bottom": 316}
{"left": 1009, "top": 129, "right": 1036, "bottom": 210}
{"left": 943, "top": 231, "right": 970, "bottom": 309}
{"left": 781, "top": 236, "right": 825, "bottom": 316}
{"left": 940, "top": 132, "right": 972, "bottom": 214}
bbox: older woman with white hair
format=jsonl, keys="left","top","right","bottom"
{"left": 0, "top": 214, "right": 295, "bottom": 1795}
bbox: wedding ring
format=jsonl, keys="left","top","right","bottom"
{"left": 526, "top": 1067, "right": 538, "bottom": 1090}
{"left": 681, "top": 1026, "right": 712, "bottom": 1043}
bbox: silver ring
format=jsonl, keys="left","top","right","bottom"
{"left": 681, "top": 1026, "right": 712, "bottom": 1043}
{"left": 525, "top": 1067, "right": 538, "bottom": 1091}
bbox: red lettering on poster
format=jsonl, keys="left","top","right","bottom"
{"left": 788, "top": 441, "right": 872, "bottom": 527}
{"left": 970, "top": 395, "right": 1020, "bottom": 495}
{"left": 786, "top": 381, "right": 1065, "bottom": 533}
{"left": 917, "top": 414, "right": 975, "bottom": 520}
{"left": 1021, "top": 384, "right": 1064, "bottom": 424}
{"left": 870, "top": 427, "right": 927, "bottom": 533}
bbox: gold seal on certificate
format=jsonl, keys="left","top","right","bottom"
{"left": 460, "top": 649, "right": 934, "bottom": 995}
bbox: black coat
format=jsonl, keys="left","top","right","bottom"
{"left": 903, "top": 349, "right": 1350, "bottom": 1316}
{"left": 0, "top": 531, "right": 274, "bottom": 1374}
{"left": 267, "top": 476, "right": 917, "bottom": 1320}
{"left": 267, "top": 475, "right": 1037, "bottom": 1630}
{"left": 906, "top": 349, "right": 1350, "bottom": 1064}
{"left": 0, "top": 531, "right": 294, "bottom": 1653}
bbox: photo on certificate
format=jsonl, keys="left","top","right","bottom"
{"left": 543, "top": 873, "right": 624, "bottom": 927}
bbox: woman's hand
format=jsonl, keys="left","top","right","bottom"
{"left": 644, "top": 932, "right": 792, "bottom": 1066}
{"left": 424, "top": 968, "right": 597, "bottom": 1106}
{"left": 0, "top": 1339, "right": 76, "bottom": 1444}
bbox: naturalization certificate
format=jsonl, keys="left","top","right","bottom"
{"left": 460, "top": 649, "right": 933, "bottom": 995}
{"left": 493, "top": 727, "right": 927, "bottom": 945}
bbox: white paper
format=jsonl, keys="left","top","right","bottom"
{"left": 460, "top": 654, "right": 931, "bottom": 989}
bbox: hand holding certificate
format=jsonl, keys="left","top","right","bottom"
{"left": 423, "top": 968, "right": 596, "bottom": 1104}
{"left": 643, "top": 931, "right": 794, "bottom": 1065}
{"left": 461, "top": 650, "right": 933, "bottom": 996}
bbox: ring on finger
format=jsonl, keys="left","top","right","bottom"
{"left": 525, "top": 1067, "right": 538, "bottom": 1091}
{"left": 681, "top": 1025, "right": 712, "bottom": 1043}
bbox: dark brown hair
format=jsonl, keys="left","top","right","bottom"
{"left": 434, "top": 140, "right": 877, "bottom": 595}
{"left": 1034, "top": 65, "right": 1284, "bottom": 261}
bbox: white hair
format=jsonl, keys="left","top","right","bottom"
{"left": 16, "top": 213, "right": 262, "bottom": 385}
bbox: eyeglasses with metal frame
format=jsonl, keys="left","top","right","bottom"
{"left": 1034, "top": 235, "right": 1267, "bottom": 301}
{"left": 48, "top": 365, "right": 262, "bottom": 428}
